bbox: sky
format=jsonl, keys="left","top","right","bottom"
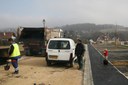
{"left": 0, "top": 0, "right": 128, "bottom": 29}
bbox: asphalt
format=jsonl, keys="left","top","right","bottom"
{"left": 86, "top": 44, "right": 128, "bottom": 85}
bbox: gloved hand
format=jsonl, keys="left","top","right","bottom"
{"left": 7, "top": 59, "right": 11, "bottom": 63}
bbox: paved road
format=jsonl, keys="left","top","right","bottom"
{"left": 88, "top": 44, "right": 128, "bottom": 85}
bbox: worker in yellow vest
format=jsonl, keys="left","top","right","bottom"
{"left": 8, "top": 38, "right": 21, "bottom": 74}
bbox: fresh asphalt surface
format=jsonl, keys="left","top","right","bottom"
{"left": 88, "top": 44, "right": 128, "bottom": 85}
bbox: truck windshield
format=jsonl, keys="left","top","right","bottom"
{"left": 48, "top": 40, "right": 70, "bottom": 49}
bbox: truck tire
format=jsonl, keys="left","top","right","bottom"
{"left": 25, "top": 49, "right": 31, "bottom": 56}
{"left": 69, "top": 59, "right": 73, "bottom": 67}
{"left": 41, "top": 49, "right": 46, "bottom": 57}
{"left": 46, "top": 56, "right": 51, "bottom": 66}
{"left": 71, "top": 57, "right": 77, "bottom": 67}
{"left": 46, "top": 60, "right": 51, "bottom": 66}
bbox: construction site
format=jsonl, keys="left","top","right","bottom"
{"left": 0, "top": 27, "right": 128, "bottom": 85}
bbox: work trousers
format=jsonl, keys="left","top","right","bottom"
{"left": 77, "top": 55, "right": 83, "bottom": 69}
{"left": 10, "top": 56, "right": 20, "bottom": 69}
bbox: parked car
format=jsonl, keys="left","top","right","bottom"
{"left": 46, "top": 38, "right": 76, "bottom": 66}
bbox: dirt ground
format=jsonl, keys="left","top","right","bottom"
{"left": 0, "top": 56, "right": 83, "bottom": 85}
{"left": 93, "top": 43, "right": 128, "bottom": 78}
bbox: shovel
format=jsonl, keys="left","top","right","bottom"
{"left": 4, "top": 60, "right": 11, "bottom": 71}
{"left": 4, "top": 63, "right": 10, "bottom": 71}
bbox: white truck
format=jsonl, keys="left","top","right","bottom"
{"left": 46, "top": 38, "right": 76, "bottom": 66}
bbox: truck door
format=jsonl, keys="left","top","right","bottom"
{"left": 47, "top": 40, "right": 71, "bottom": 60}
{"left": 58, "top": 41, "right": 71, "bottom": 60}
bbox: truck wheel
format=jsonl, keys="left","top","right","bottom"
{"left": 46, "top": 56, "right": 51, "bottom": 66}
{"left": 71, "top": 57, "right": 77, "bottom": 67}
{"left": 69, "top": 59, "right": 73, "bottom": 67}
{"left": 46, "top": 60, "right": 51, "bottom": 66}
{"left": 41, "top": 49, "right": 46, "bottom": 57}
{"left": 25, "top": 49, "right": 31, "bottom": 56}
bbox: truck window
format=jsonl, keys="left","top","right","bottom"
{"left": 48, "top": 40, "right": 70, "bottom": 49}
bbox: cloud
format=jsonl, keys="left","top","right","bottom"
{"left": 0, "top": 14, "right": 44, "bottom": 28}
{"left": 0, "top": 0, "right": 128, "bottom": 29}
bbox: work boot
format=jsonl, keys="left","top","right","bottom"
{"left": 78, "top": 66, "right": 83, "bottom": 71}
{"left": 12, "top": 70, "right": 19, "bottom": 74}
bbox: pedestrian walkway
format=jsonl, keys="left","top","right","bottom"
{"left": 87, "top": 44, "right": 128, "bottom": 85}
{"left": 83, "top": 44, "right": 94, "bottom": 85}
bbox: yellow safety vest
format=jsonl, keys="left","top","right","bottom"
{"left": 10, "top": 43, "right": 21, "bottom": 57}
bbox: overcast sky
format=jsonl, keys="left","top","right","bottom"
{"left": 0, "top": 0, "right": 128, "bottom": 29}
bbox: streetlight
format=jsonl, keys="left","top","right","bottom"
{"left": 42, "top": 19, "right": 46, "bottom": 56}
{"left": 43, "top": 19, "right": 45, "bottom": 28}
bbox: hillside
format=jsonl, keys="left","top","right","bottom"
{"left": 61, "top": 23, "right": 128, "bottom": 32}
{"left": 60, "top": 23, "right": 128, "bottom": 41}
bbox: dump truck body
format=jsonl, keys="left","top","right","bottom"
{"left": 18, "top": 27, "right": 46, "bottom": 56}
{"left": 17, "top": 27, "right": 63, "bottom": 56}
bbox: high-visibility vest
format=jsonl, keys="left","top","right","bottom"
{"left": 10, "top": 43, "right": 20, "bottom": 57}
